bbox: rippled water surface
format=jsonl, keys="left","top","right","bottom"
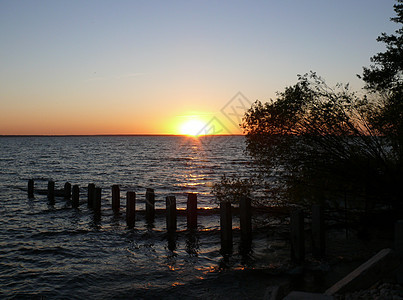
{"left": 0, "top": 136, "right": 290, "bottom": 299}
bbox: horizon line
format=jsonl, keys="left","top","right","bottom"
{"left": 0, "top": 133, "right": 245, "bottom": 137}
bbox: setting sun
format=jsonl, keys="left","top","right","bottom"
{"left": 179, "top": 119, "right": 207, "bottom": 136}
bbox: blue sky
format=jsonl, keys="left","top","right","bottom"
{"left": 0, "top": 0, "right": 398, "bottom": 134}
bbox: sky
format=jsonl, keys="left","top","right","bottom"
{"left": 0, "top": 0, "right": 399, "bottom": 135}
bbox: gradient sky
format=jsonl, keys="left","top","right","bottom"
{"left": 0, "top": 0, "right": 398, "bottom": 135}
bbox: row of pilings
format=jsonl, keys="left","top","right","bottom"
{"left": 27, "top": 179, "right": 327, "bottom": 260}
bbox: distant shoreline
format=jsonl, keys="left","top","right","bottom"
{"left": 0, "top": 134, "right": 244, "bottom": 138}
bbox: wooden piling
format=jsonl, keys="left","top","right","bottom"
{"left": 312, "top": 204, "right": 325, "bottom": 258}
{"left": 87, "top": 183, "right": 95, "bottom": 208}
{"left": 185, "top": 231, "right": 199, "bottom": 255}
{"left": 145, "top": 188, "right": 155, "bottom": 223}
{"left": 240, "top": 197, "right": 252, "bottom": 244}
{"left": 48, "top": 180, "right": 55, "bottom": 203}
{"left": 64, "top": 182, "right": 72, "bottom": 199}
{"left": 112, "top": 185, "right": 120, "bottom": 213}
{"left": 126, "top": 191, "right": 136, "bottom": 228}
{"left": 28, "top": 179, "right": 34, "bottom": 198}
{"left": 72, "top": 185, "right": 79, "bottom": 208}
{"left": 220, "top": 201, "right": 232, "bottom": 254}
{"left": 290, "top": 209, "right": 305, "bottom": 263}
{"left": 166, "top": 195, "right": 177, "bottom": 232}
{"left": 187, "top": 193, "right": 197, "bottom": 230}
{"left": 167, "top": 231, "right": 176, "bottom": 251}
{"left": 94, "top": 187, "right": 102, "bottom": 214}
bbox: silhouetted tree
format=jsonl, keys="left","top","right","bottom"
{"left": 359, "top": 0, "right": 403, "bottom": 215}
{"left": 213, "top": 1, "right": 403, "bottom": 218}
{"left": 242, "top": 72, "right": 391, "bottom": 210}
{"left": 361, "top": 0, "right": 403, "bottom": 93}
{"left": 360, "top": 0, "right": 403, "bottom": 164}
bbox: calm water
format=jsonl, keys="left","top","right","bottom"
{"left": 0, "top": 136, "right": 290, "bottom": 299}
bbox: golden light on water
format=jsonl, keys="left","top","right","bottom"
{"left": 171, "top": 282, "right": 184, "bottom": 287}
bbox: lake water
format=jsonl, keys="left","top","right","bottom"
{"left": 0, "top": 136, "right": 291, "bottom": 299}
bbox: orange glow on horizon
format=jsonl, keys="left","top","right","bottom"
{"left": 0, "top": 108, "right": 243, "bottom": 136}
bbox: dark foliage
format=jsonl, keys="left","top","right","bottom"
{"left": 242, "top": 73, "right": 398, "bottom": 210}
{"left": 361, "top": 0, "right": 403, "bottom": 162}
{"left": 213, "top": 1, "right": 403, "bottom": 218}
{"left": 361, "top": 0, "right": 403, "bottom": 93}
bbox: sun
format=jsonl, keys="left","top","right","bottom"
{"left": 179, "top": 119, "right": 207, "bottom": 136}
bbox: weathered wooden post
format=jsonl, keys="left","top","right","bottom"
{"left": 290, "top": 209, "right": 305, "bottom": 263}
{"left": 240, "top": 197, "right": 252, "bottom": 246}
{"left": 48, "top": 180, "right": 55, "bottom": 203}
{"left": 72, "top": 185, "right": 79, "bottom": 208}
{"left": 87, "top": 183, "right": 95, "bottom": 208}
{"left": 312, "top": 204, "right": 325, "bottom": 258}
{"left": 146, "top": 188, "right": 155, "bottom": 223}
{"left": 112, "top": 184, "right": 120, "bottom": 213}
{"left": 167, "top": 231, "right": 176, "bottom": 251}
{"left": 220, "top": 201, "right": 232, "bottom": 254}
{"left": 64, "top": 182, "right": 72, "bottom": 199}
{"left": 166, "top": 195, "right": 177, "bottom": 232}
{"left": 126, "top": 191, "right": 136, "bottom": 228}
{"left": 187, "top": 193, "right": 197, "bottom": 230}
{"left": 185, "top": 231, "right": 199, "bottom": 255}
{"left": 28, "top": 179, "right": 34, "bottom": 198}
{"left": 94, "top": 187, "right": 102, "bottom": 214}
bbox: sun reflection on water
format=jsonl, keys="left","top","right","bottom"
{"left": 168, "top": 265, "right": 175, "bottom": 271}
